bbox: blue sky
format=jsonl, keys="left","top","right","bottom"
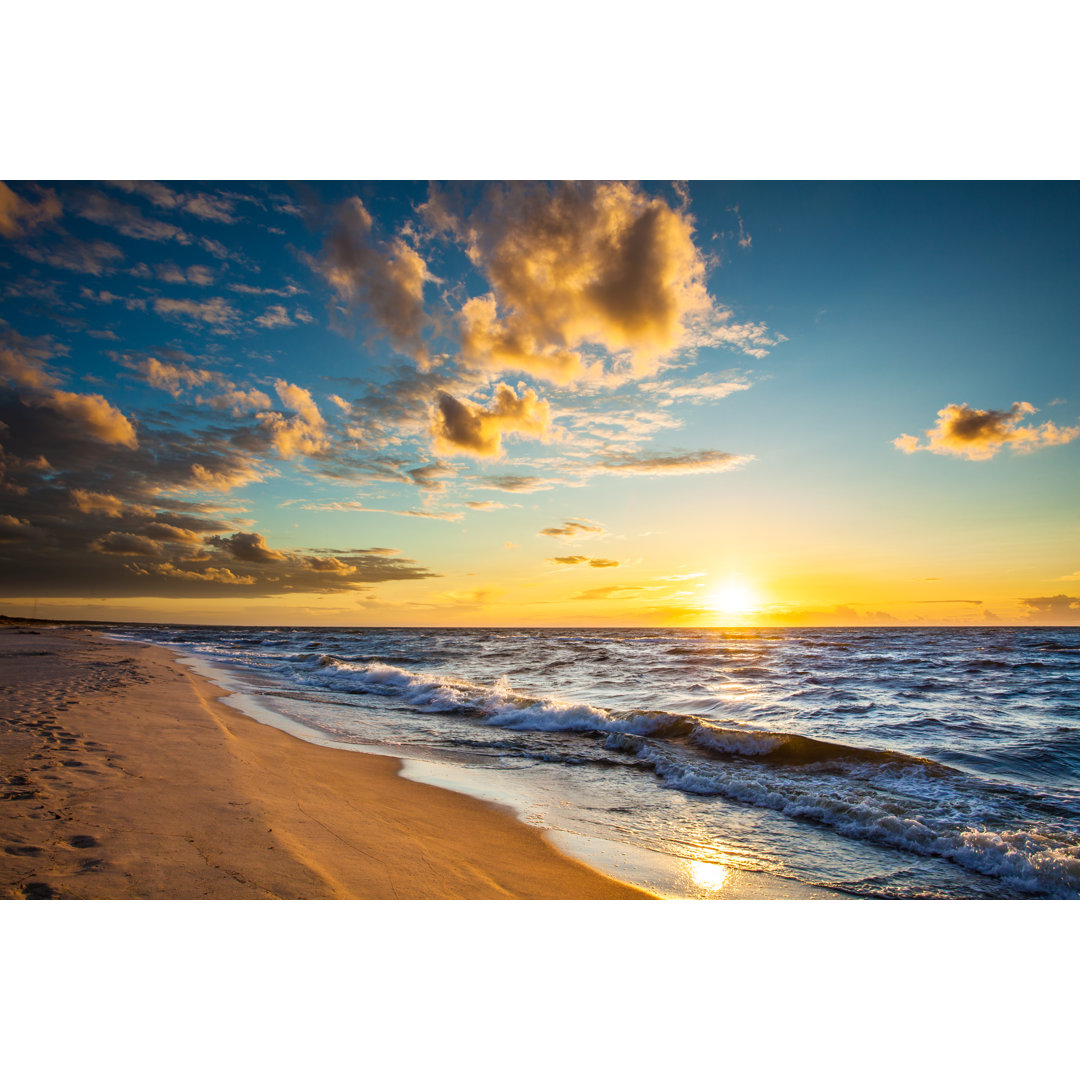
{"left": 1, "top": 180, "right": 1077, "bottom": 624}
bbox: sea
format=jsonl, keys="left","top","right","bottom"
{"left": 107, "top": 624, "right": 1080, "bottom": 900}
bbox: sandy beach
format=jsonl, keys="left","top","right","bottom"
{"left": 0, "top": 625, "right": 652, "bottom": 900}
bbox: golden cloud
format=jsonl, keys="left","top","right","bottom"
{"left": 46, "top": 390, "right": 138, "bottom": 447}
{"left": 258, "top": 379, "right": 330, "bottom": 459}
{"left": 547, "top": 555, "right": 620, "bottom": 567}
{"left": 70, "top": 489, "right": 129, "bottom": 518}
{"left": 425, "top": 181, "right": 774, "bottom": 384}
{"left": 430, "top": 383, "right": 552, "bottom": 458}
{"left": 539, "top": 519, "right": 606, "bottom": 540}
{"left": 894, "top": 401, "right": 1080, "bottom": 460}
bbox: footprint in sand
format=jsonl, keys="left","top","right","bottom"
{"left": 22, "top": 882, "right": 56, "bottom": 899}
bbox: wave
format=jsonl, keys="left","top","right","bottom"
{"left": 291, "top": 655, "right": 1080, "bottom": 897}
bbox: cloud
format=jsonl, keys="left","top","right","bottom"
{"left": 539, "top": 519, "right": 606, "bottom": 540}
{"left": 107, "top": 182, "right": 238, "bottom": 224}
{"left": 71, "top": 489, "right": 133, "bottom": 518}
{"left": 21, "top": 236, "right": 125, "bottom": 276}
{"left": 1, "top": 330, "right": 137, "bottom": 447}
{"left": 467, "top": 473, "right": 556, "bottom": 493}
{"left": 157, "top": 563, "right": 255, "bottom": 585}
{"left": 182, "top": 459, "right": 267, "bottom": 492}
{"left": 294, "top": 499, "right": 464, "bottom": 522}
{"left": 0, "top": 337, "right": 61, "bottom": 391}
{"left": 43, "top": 390, "right": 138, "bottom": 447}
{"left": 255, "top": 304, "right": 294, "bottom": 329}
{"left": 122, "top": 355, "right": 272, "bottom": 416}
{"left": 143, "top": 522, "right": 204, "bottom": 547}
{"left": 590, "top": 448, "right": 753, "bottom": 475}
{"left": 465, "top": 500, "right": 505, "bottom": 511}
{"left": 573, "top": 584, "right": 642, "bottom": 600}
{"left": 154, "top": 262, "right": 214, "bottom": 286}
{"left": 207, "top": 531, "right": 285, "bottom": 563}
{"left": 547, "top": 555, "right": 619, "bottom": 567}
{"left": 430, "top": 383, "right": 552, "bottom": 457}
{"left": 129, "top": 356, "right": 217, "bottom": 396}
{"left": 408, "top": 461, "right": 457, "bottom": 491}
{"left": 1019, "top": 594, "right": 1080, "bottom": 623}
{"left": 0, "top": 514, "right": 33, "bottom": 541}
{"left": 310, "top": 196, "right": 432, "bottom": 360}
{"left": 92, "top": 531, "right": 161, "bottom": 556}
{"left": 637, "top": 375, "right": 751, "bottom": 404}
{"left": 257, "top": 379, "right": 329, "bottom": 459}
{"left": 302, "top": 555, "right": 357, "bottom": 575}
{"left": 77, "top": 190, "right": 191, "bottom": 244}
{"left": 0, "top": 182, "right": 62, "bottom": 238}
{"left": 197, "top": 387, "right": 274, "bottom": 415}
{"left": 894, "top": 402, "right": 1080, "bottom": 460}
{"left": 153, "top": 296, "right": 241, "bottom": 332}
{"left": 424, "top": 181, "right": 779, "bottom": 383}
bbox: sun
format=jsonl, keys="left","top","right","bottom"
{"left": 705, "top": 579, "right": 760, "bottom": 616}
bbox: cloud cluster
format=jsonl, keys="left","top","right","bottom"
{"left": 1, "top": 330, "right": 137, "bottom": 447}
{"left": 430, "top": 383, "right": 552, "bottom": 457}
{"left": 1019, "top": 595, "right": 1080, "bottom": 623}
{"left": 894, "top": 402, "right": 1079, "bottom": 460}
{"left": 257, "top": 380, "right": 330, "bottom": 459}
{"left": 311, "top": 196, "right": 432, "bottom": 360}
{"left": 425, "top": 181, "right": 722, "bottom": 383}
{"left": 124, "top": 355, "right": 273, "bottom": 416}
{"left": 153, "top": 297, "right": 241, "bottom": 333}
{"left": 0, "top": 182, "right": 62, "bottom": 238}
{"left": 108, "top": 181, "right": 239, "bottom": 224}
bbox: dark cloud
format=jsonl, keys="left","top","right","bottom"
{"left": 0, "top": 183, "right": 62, "bottom": 239}
{"left": 92, "top": 531, "right": 161, "bottom": 556}
{"left": 0, "top": 384, "right": 436, "bottom": 599}
{"left": 207, "top": 532, "right": 285, "bottom": 564}
{"left": 430, "top": 383, "right": 552, "bottom": 458}
{"left": 309, "top": 196, "right": 431, "bottom": 360}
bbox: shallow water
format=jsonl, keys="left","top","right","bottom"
{"left": 111, "top": 624, "right": 1080, "bottom": 899}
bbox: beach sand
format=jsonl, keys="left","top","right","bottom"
{"left": 0, "top": 626, "right": 652, "bottom": 899}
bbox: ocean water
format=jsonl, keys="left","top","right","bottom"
{"left": 110, "top": 624, "right": 1080, "bottom": 899}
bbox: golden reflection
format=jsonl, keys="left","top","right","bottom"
{"left": 689, "top": 860, "right": 731, "bottom": 893}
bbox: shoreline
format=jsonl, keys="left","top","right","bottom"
{"left": 1, "top": 626, "right": 652, "bottom": 899}
{"left": 157, "top": 633, "right": 847, "bottom": 900}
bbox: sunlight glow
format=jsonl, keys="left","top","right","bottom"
{"left": 705, "top": 579, "right": 760, "bottom": 616}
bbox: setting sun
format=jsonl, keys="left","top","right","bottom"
{"left": 706, "top": 580, "right": 761, "bottom": 616}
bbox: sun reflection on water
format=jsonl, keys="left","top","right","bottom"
{"left": 689, "top": 860, "right": 731, "bottom": 893}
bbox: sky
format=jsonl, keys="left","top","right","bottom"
{"left": 0, "top": 179, "right": 1077, "bottom": 627}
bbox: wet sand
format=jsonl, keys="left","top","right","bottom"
{"left": 0, "top": 626, "right": 652, "bottom": 899}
